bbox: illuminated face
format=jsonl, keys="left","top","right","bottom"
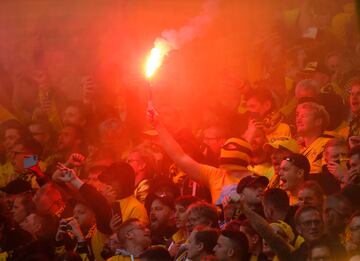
{"left": 187, "top": 211, "right": 211, "bottom": 233}
{"left": 150, "top": 199, "right": 174, "bottom": 231}
{"left": 62, "top": 106, "right": 85, "bottom": 126}
{"left": 246, "top": 97, "right": 268, "bottom": 117}
{"left": 202, "top": 127, "right": 225, "bottom": 157}
{"left": 297, "top": 188, "right": 321, "bottom": 208}
{"left": 271, "top": 149, "right": 293, "bottom": 176}
{"left": 349, "top": 216, "right": 360, "bottom": 245}
{"left": 186, "top": 230, "right": 202, "bottom": 260}
{"left": 297, "top": 210, "right": 324, "bottom": 243}
{"left": 244, "top": 127, "right": 267, "bottom": 152}
{"left": 20, "top": 213, "right": 41, "bottom": 237}
{"left": 73, "top": 203, "right": 96, "bottom": 229}
{"left": 325, "top": 145, "right": 348, "bottom": 164}
{"left": 350, "top": 85, "right": 360, "bottom": 115}
{"left": 12, "top": 196, "right": 29, "bottom": 224}
{"left": 241, "top": 186, "right": 265, "bottom": 205}
{"left": 279, "top": 160, "right": 302, "bottom": 192}
{"left": 57, "top": 126, "right": 79, "bottom": 152}
{"left": 349, "top": 154, "right": 360, "bottom": 177}
{"left": 213, "top": 235, "right": 233, "bottom": 261}
{"left": 28, "top": 124, "right": 49, "bottom": 146}
{"left": 174, "top": 204, "right": 187, "bottom": 229}
{"left": 3, "top": 128, "right": 21, "bottom": 152}
{"left": 326, "top": 54, "right": 340, "bottom": 73}
{"left": 309, "top": 246, "right": 333, "bottom": 261}
{"left": 127, "top": 152, "right": 145, "bottom": 175}
{"left": 128, "top": 221, "right": 151, "bottom": 249}
{"left": 296, "top": 106, "right": 318, "bottom": 135}
{"left": 9, "top": 143, "right": 28, "bottom": 172}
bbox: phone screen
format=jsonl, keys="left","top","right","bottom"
{"left": 24, "top": 155, "right": 38, "bottom": 169}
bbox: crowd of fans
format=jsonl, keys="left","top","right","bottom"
{"left": 0, "top": 0, "right": 360, "bottom": 260}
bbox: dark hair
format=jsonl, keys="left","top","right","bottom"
{"left": 55, "top": 251, "right": 83, "bottom": 261}
{"left": 175, "top": 195, "right": 200, "bottom": 209}
{"left": 245, "top": 87, "right": 276, "bottom": 112}
{"left": 100, "top": 162, "right": 135, "bottom": 198}
{"left": 139, "top": 246, "right": 171, "bottom": 261}
{"left": 14, "top": 137, "right": 43, "bottom": 157}
{"left": 0, "top": 119, "right": 30, "bottom": 140}
{"left": 263, "top": 188, "right": 290, "bottom": 213}
{"left": 194, "top": 227, "right": 219, "bottom": 255}
{"left": 220, "top": 230, "right": 249, "bottom": 261}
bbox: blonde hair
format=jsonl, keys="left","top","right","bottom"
{"left": 297, "top": 102, "right": 330, "bottom": 131}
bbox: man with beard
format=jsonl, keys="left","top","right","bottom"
{"left": 145, "top": 193, "right": 176, "bottom": 246}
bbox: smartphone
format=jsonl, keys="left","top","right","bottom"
{"left": 111, "top": 202, "right": 122, "bottom": 221}
{"left": 24, "top": 155, "right": 38, "bottom": 169}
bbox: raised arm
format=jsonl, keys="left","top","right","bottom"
{"left": 149, "top": 108, "right": 205, "bottom": 185}
{"left": 240, "top": 201, "right": 293, "bottom": 261}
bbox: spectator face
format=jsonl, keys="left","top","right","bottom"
{"left": 20, "top": 213, "right": 41, "bottom": 237}
{"left": 127, "top": 152, "right": 145, "bottom": 175}
{"left": 73, "top": 203, "right": 96, "bottom": 229}
{"left": 279, "top": 160, "right": 302, "bottom": 192}
{"left": 187, "top": 210, "right": 213, "bottom": 232}
{"left": 3, "top": 128, "right": 21, "bottom": 152}
{"left": 271, "top": 149, "right": 293, "bottom": 176}
{"left": 350, "top": 85, "right": 360, "bottom": 115}
{"left": 62, "top": 106, "right": 85, "bottom": 126}
{"left": 325, "top": 145, "right": 348, "bottom": 164}
{"left": 244, "top": 127, "right": 266, "bottom": 152}
{"left": 309, "top": 246, "right": 333, "bottom": 261}
{"left": 9, "top": 143, "right": 29, "bottom": 172}
{"left": 128, "top": 221, "right": 151, "bottom": 249}
{"left": 33, "top": 185, "right": 64, "bottom": 216}
{"left": 348, "top": 216, "right": 360, "bottom": 246}
{"left": 246, "top": 97, "right": 270, "bottom": 117}
{"left": 241, "top": 186, "right": 265, "bottom": 205}
{"left": 57, "top": 126, "right": 79, "bottom": 152}
{"left": 202, "top": 127, "right": 225, "bottom": 157}
{"left": 150, "top": 199, "right": 174, "bottom": 231}
{"left": 296, "top": 210, "right": 324, "bottom": 243}
{"left": 12, "top": 196, "right": 29, "bottom": 224}
{"left": 349, "top": 153, "right": 360, "bottom": 176}
{"left": 107, "top": 233, "right": 122, "bottom": 252}
{"left": 186, "top": 230, "right": 202, "bottom": 260}
{"left": 296, "top": 107, "right": 318, "bottom": 135}
{"left": 298, "top": 188, "right": 322, "bottom": 208}
{"left": 28, "top": 124, "right": 50, "bottom": 146}
{"left": 323, "top": 198, "right": 350, "bottom": 234}
{"left": 213, "top": 235, "right": 233, "bottom": 261}
{"left": 174, "top": 204, "right": 187, "bottom": 229}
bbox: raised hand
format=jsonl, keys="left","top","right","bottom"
{"left": 65, "top": 153, "right": 86, "bottom": 168}
{"left": 55, "top": 162, "right": 77, "bottom": 183}
{"left": 81, "top": 75, "right": 96, "bottom": 104}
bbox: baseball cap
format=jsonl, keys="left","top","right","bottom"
{"left": 236, "top": 174, "right": 269, "bottom": 193}
{"left": 145, "top": 192, "right": 175, "bottom": 212}
{"left": 264, "top": 136, "right": 299, "bottom": 153}
{"left": 283, "top": 153, "right": 310, "bottom": 175}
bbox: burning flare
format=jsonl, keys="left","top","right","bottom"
{"left": 145, "top": 39, "right": 171, "bottom": 78}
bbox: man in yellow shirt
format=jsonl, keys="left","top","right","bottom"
{"left": 296, "top": 102, "right": 333, "bottom": 174}
{"left": 148, "top": 107, "right": 253, "bottom": 205}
